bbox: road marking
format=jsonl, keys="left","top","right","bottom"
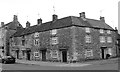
{"left": 56, "top": 64, "right": 91, "bottom": 67}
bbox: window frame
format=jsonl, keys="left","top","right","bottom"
{"left": 85, "top": 35, "right": 91, "bottom": 43}
{"left": 51, "top": 50, "right": 58, "bottom": 58}
{"left": 34, "top": 39, "right": 39, "bottom": 46}
{"left": 107, "top": 37, "right": 112, "bottom": 43}
{"left": 34, "top": 32, "right": 39, "bottom": 38}
{"left": 107, "top": 30, "right": 111, "bottom": 34}
{"left": 85, "top": 49, "right": 93, "bottom": 57}
{"left": 85, "top": 27, "right": 90, "bottom": 33}
{"left": 51, "top": 37, "right": 58, "bottom": 45}
{"left": 99, "top": 29, "right": 104, "bottom": 34}
{"left": 50, "top": 29, "right": 57, "bottom": 35}
{"left": 100, "top": 36, "right": 105, "bottom": 43}
{"left": 34, "top": 52, "right": 39, "bottom": 57}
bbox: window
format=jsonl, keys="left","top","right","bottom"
{"left": 107, "top": 30, "right": 111, "bottom": 34}
{"left": 34, "top": 52, "right": 39, "bottom": 57}
{"left": 99, "top": 29, "right": 104, "bottom": 34}
{"left": 22, "top": 40, "right": 25, "bottom": 46}
{"left": 85, "top": 49, "right": 93, "bottom": 57}
{"left": 51, "top": 29, "right": 57, "bottom": 35}
{"left": 34, "top": 39, "right": 39, "bottom": 46}
{"left": 108, "top": 48, "right": 112, "bottom": 55}
{"left": 85, "top": 35, "right": 91, "bottom": 43}
{"left": 34, "top": 32, "right": 39, "bottom": 37}
{"left": 85, "top": 27, "right": 90, "bottom": 33}
{"left": 51, "top": 37, "right": 58, "bottom": 45}
{"left": 51, "top": 50, "right": 58, "bottom": 58}
{"left": 107, "top": 37, "right": 112, "bottom": 43}
{"left": 100, "top": 36, "right": 105, "bottom": 43}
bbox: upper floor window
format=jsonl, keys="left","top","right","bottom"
{"left": 107, "top": 30, "right": 111, "bottom": 34}
{"left": 34, "top": 32, "right": 39, "bottom": 38}
{"left": 107, "top": 37, "right": 112, "bottom": 43}
{"left": 100, "top": 36, "right": 105, "bottom": 43}
{"left": 51, "top": 37, "right": 58, "bottom": 45}
{"left": 99, "top": 29, "right": 104, "bottom": 34}
{"left": 34, "top": 39, "right": 39, "bottom": 46}
{"left": 50, "top": 29, "right": 57, "bottom": 35}
{"left": 22, "top": 40, "right": 25, "bottom": 46}
{"left": 85, "top": 35, "right": 91, "bottom": 43}
{"left": 85, "top": 27, "right": 90, "bottom": 33}
{"left": 85, "top": 49, "right": 93, "bottom": 57}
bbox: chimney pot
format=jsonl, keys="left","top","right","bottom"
{"left": 100, "top": 16, "right": 105, "bottom": 22}
{"left": 13, "top": 15, "right": 18, "bottom": 21}
{"left": 1, "top": 22, "right": 4, "bottom": 27}
{"left": 52, "top": 14, "right": 58, "bottom": 21}
{"left": 26, "top": 21, "right": 30, "bottom": 28}
{"left": 80, "top": 12, "right": 86, "bottom": 18}
{"left": 37, "top": 18, "right": 42, "bottom": 25}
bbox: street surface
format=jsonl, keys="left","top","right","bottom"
{"left": 1, "top": 58, "right": 119, "bottom": 70}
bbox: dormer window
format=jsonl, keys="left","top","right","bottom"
{"left": 51, "top": 29, "right": 57, "bottom": 35}
{"left": 99, "top": 29, "right": 104, "bottom": 34}
{"left": 85, "top": 27, "right": 90, "bottom": 33}
{"left": 107, "top": 30, "right": 111, "bottom": 34}
{"left": 34, "top": 32, "right": 39, "bottom": 37}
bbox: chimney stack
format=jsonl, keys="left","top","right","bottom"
{"left": 100, "top": 16, "right": 105, "bottom": 22}
{"left": 80, "top": 12, "right": 86, "bottom": 18}
{"left": 52, "top": 14, "right": 58, "bottom": 21}
{"left": 37, "top": 18, "right": 42, "bottom": 25}
{"left": 13, "top": 15, "right": 18, "bottom": 22}
{"left": 1, "top": 22, "right": 4, "bottom": 27}
{"left": 26, "top": 21, "right": 30, "bottom": 28}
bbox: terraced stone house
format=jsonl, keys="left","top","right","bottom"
{"left": 10, "top": 12, "right": 118, "bottom": 62}
{"left": 0, "top": 15, "right": 23, "bottom": 56}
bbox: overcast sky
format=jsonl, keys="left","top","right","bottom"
{"left": 0, "top": 0, "right": 119, "bottom": 31}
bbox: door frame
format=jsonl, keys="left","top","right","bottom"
{"left": 101, "top": 47, "right": 107, "bottom": 59}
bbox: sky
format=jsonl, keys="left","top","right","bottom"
{"left": 0, "top": 0, "right": 119, "bottom": 32}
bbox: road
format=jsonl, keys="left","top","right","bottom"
{"left": 1, "top": 60, "right": 119, "bottom": 70}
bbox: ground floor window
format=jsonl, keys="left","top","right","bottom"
{"left": 85, "top": 49, "right": 93, "bottom": 58}
{"left": 51, "top": 50, "right": 58, "bottom": 58}
{"left": 34, "top": 52, "right": 39, "bottom": 57}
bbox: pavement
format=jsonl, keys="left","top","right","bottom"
{"left": 16, "top": 57, "right": 119, "bottom": 67}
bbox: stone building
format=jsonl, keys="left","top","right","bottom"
{"left": 0, "top": 15, "right": 23, "bottom": 56}
{"left": 10, "top": 12, "right": 118, "bottom": 62}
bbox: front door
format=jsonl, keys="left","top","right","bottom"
{"left": 62, "top": 50, "right": 67, "bottom": 62}
{"left": 27, "top": 51, "right": 30, "bottom": 60}
{"left": 42, "top": 50, "right": 46, "bottom": 61}
{"left": 101, "top": 49, "right": 104, "bottom": 59}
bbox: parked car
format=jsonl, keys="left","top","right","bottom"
{"left": 0, "top": 56, "right": 16, "bottom": 64}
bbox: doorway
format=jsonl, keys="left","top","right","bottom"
{"left": 16, "top": 50, "right": 19, "bottom": 59}
{"left": 101, "top": 49, "right": 105, "bottom": 59}
{"left": 41, "top": 50, "right": 46, "bottom": 61}
{"left": 62, "top": 50, "right": 67, "bottom": 62}
{"left": 101, "top": 47, "right": 107, "bottom": 59}
{"left": 26, "top": 51, "right": 31, "bottom": 60}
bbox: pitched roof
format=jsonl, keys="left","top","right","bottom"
{"left": 13, "top": 16, "right": 114, "bottom": 37}
{"left": 117, "top": 34, "right": 120, "bottom": 40}
{"left": 1, "top": 21, "right": 23, "bottom": 30}
{"left": 11, "top": 27, "right": 25, "bottom": 37}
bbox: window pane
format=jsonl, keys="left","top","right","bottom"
{"left": 85, "top": 27, "right": 90, "bottom": 33}
{"left": 100, "top": 29, "right": 104, "bottom": 33}
{"left": 51, "top": 29, "right": 57, "bottom": 35}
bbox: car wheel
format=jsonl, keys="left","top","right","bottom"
{"left": 3, "top": 61, "right": 7, "bottom": 64}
